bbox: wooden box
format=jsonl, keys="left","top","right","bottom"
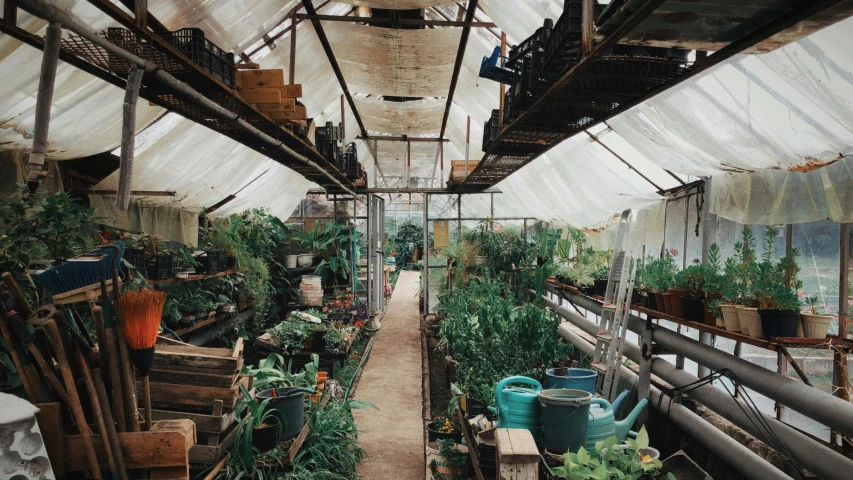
{"left": 256, "top": 98, "right": 297, "bottom": 112}
{"left": 139, "top": 375, "right": 251, "bottom": 414}
{"left": 495, "top": 428, "right": 539, "bottom": 480}
{"left": 239, "top": 69, "right": 285, "bottom": 88}
{"left": 279, "top": 84, "right": 303, "bottom": 98}
{"left": 269, "top": 105, "right": 307, "bottom": 121}
{"left": 148, "top": 339, "right": 243, "bottom": 388}
{"left": 240, "top": 87, "right": 281, "bottom": 104}
{"left": 449, "top": 160, "right": 480, "bottom": 182}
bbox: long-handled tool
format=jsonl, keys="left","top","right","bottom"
{"left": 74, "top": 342, "right": 121, "bottom": 480}
{"left": 94, "top": 303, "right": 127, "bottom": 433}
{"left": 116, "top": 289, "right": 165, "bottom": 432}
{"left": 0, "top": 283, "right": 50, "bottom": 403}
{"left": 8, "top": 313, "right": 69, "bottom": 404}
{"left": 93, "top": 368, "right": 129, "bottom": 480}
{"left": 42, "top": 317, "right": 103, "bottom": 479}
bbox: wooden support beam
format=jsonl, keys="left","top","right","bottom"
{"left": 359, "top": 135, "right": 449, "bottom": 143}
{"left": 439, "top": 0, "right": 478, "bottom": 139}
{"left": 290, "top": 3, "right": 298, "bottom": 84}
{"left": 499, "top": 31, "right": 506, "bottom": 125}
{"left": 303, "top": 0, "right": 368, "bottom": 139}
{"left": 133, "top": 0, "right": 147, "bottom": 29}
{"left": 74, "top": 189, "right": 177, "bottom": 196}
{"left": 294, "top": 13, "right": 495, "bottom": 27}
{"left": 581, "top": 0, "right": 594, "bottom": 57}
{"left": 4, "top": 0, "right": 17, "bottom": 23}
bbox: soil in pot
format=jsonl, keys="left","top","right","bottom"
{"left": 759, "top": 310, "right": 800, "bottom": 339}
{"left": 427, "top": 419, "right": 462, "bottom": 444}
{"left": 800, "top": 313, "right": 833, "bottom": 339}
{"left": 662, "top": 293, "right": 673, "bottom": 315}
{"left": 681, "top": 297, "right": 706, "bottom": 324}
{"left": 252, "top": 418, "right": 281, "bottom": 453}
{"left": 720, "top": 305, "right": 741, "bottom": 332}
{"left": 738, "top": 307, "right": 762, "bottom": 338}
{"left": 668, "top": 289, "right": 690, "bottom": 318}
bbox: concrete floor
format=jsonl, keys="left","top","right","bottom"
{"left": 354, "top": 270, "right": 425, "bottom": 479}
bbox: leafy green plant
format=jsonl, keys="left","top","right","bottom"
{"left": 435, "top": 438, "right": 469, "bottom": 479}
{"left": 243, "top": 353, "right": 319, "bottom": 391}
{"left": 552, "top": 427, "right": 663, "bottom": 480}
{"left": 802, "top": 297, "right": 825, "bottom": 315}
{"left": 534, "top": 226, "right": 563, "bottom": 299}
{"left": 172, "top": 246, "right": 199, "bottom": 269}
{"left": 268, "top": 319, "right": 311, "bottom": 354}
{"left": 643, "top": 251, "right": 678, "bottom": 293}
{"left": 234, "top": 383, "right": 285, "bottom": 470}
{"left": 751, "top": 227, "right": 802, "bottom": 311}
{"left": 323, "top": 325, "right": 350, "bottom": 354}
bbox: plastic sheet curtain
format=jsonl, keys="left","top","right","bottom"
{"left": 324, "top": 22, "right": 461, "bottom": 97}
{"left": 334, "top": 0, "right": 457, "bottom": 9}
{"left": 352, "top": 97, "right": 444, "bottom": 135}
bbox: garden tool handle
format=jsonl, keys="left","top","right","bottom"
{"left": 2, "top": 272, "right": 33, "bottom": 318}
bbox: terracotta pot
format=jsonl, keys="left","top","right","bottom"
{"left": 661, "top": 293, "right": 673, "bottom": 315}
{"left": 317, "top": 372, "right": 328, "bottom": 383}
{"left": 653, "top": 293, "right": 665, "bottom": 314}
{"left": 800, "top": 313, "right": 833, "bottom": 339}
{"left": 737, "top": 307, "right": 762, "bottom": 338}
{"left": 668, "top": 289, "right": 690, "bottom": 318}
{"left": 702, "top": 300, "right": 722, "bottom": 327}
{"left": 719, "top": 305, "right": 741, "bottom": 332}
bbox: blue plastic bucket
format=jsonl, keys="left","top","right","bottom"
{"left": 544, "top": 368, "right": 597, "bottom": 393}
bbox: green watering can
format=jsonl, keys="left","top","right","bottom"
{"left": 586, "top": 397, "right": 648, "bottom": 449}
{"left": 488, "top": 376, "right": 543, "bottom": 445}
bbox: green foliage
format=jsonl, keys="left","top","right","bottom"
{"left": 436, "top": 439, "right": 470, "bottom": 479}
{"left": 323, "top": 325, "right": 350, "bottom": 354}
{"left": 751, "top": 227, "right": 803, "bottom": 311}
{"left": 268, "top": 319, "right": 311, "bottom": 354}
{"left": 642, "top": 250, "right": 678, "bottom": 293}
{"left": 464, "top": 222, "right": 537, "bottom": 297}
{"left": 161, "top": 282, "right": 218, "bottom": 326}
{"left": 803, "top": 296, "right": 825, "bottom": 315}
{"left": 172, "top": 246, "right": 200, "bottom": 269}
{"left": 233, "top": 383, "right": 286, "bottom": 471}
{"left": 438, "top": 279, "right": 572, "bottom": 405}
{"left": 243, "top": 353, "right": 319, "bottom": 391}
{"left": 534, "top": 227, "right": 563, "bottom": 299}
{"left": 552, "top": 427, "right": 662, "bottom": 480}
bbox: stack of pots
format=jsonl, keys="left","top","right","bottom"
{"left": 299, "top": 275, "right": 323, "bottom": 306}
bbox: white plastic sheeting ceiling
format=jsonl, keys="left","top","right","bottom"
{"left": 352, "top": 97, "right": 444, "bottom": 135}
{"left": 2, "top": 0, "right": 853, "bottom": 233}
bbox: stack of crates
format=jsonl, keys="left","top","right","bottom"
{"left": 315, "top": 122, "right": 344, "bottom": 166}
{"left": 482, "top": 109, "right": 501, "bottom": 151}
{"left": 342, "top": 142, "right": 360, "bottom": 179}
{"left": 155, "top": 28, "right": 237, "bottom": 88}
{"left": 503, "top": 19, "right": 556, "bottom": 124}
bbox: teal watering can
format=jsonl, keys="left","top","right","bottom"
{"left": 586, "top": 397, "right": 648, "bottom": 449}
{"left": 488, "top": 376, "right": 543, "bottom": 445}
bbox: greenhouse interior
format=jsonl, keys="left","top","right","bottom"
{"left": 1, "top": 0, "right": 853, "bottom": 479}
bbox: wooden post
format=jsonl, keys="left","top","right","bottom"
{"left": 440, "top": 141, "right": 444, "bottom": 184}
{"left": 27, "top": 22, "right": 61, "bottom": 193}
{"left": 499, "top": 31, "right": 506, "bottom": 125}
{"left": 340, "top": 93, "right": 345, "bottom": 140}
{"left": 834, "top": 223, "right": 850, "bottom": 450}
{"left": 116, "top": 65, "right": 144, "bottom": 211}
{"left": 581, "top": 0, "right": 594, "bottom": 57}
{"left": 465, "top": 115, "right": 471, "bottom": 176}
{"left": 289, "top": 5, "right": 298, "bottom": 84}
{"left": 406, "top": 140, "right": 411, "bottom": 188}
{"left": 3, "top": 0, "right": 17, "bottom": 23}
{"left": 776, "top": 351, "right": 788, "bottom": 421}
{"left": 496, "top": 428, "right": 539, "bottom": 479}
{"left": 134, "top": 0, "right": 148, "bottom": 29}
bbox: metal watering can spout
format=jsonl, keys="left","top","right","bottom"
{"left": 614, "top": 398, "right": 648, "bottom": 441}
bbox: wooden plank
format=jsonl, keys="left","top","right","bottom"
{"left": 189, "top": 422, "right": 238, "bottom": 464}
{"left": 147, "top": 408, "right": 236, "bottom": 433}
{"left": 152, "top": 348, "right": 238, "bottom": 370}
{"left": 255, "top": 98, "right": 297, "bottom": 112}
{"left": 458, "top": 407, "right": 486, "bottom": 480}
{"left": 35, "top": 403, "right": 64, "bottom": 478}
{"left": 239, "top": 87, "right": 281, "bottom": 104}
{"left": 155, "top": 343, "right": 236, "bottom": 358}
{"left": 64, "top": 419, "right": 194, "bottom": 471}
{"left": 268, "top": 105, "right": 307, "bottom": 120}
{"left": 239, "top": 69, "right": 285, "bottom": 88}
{"left": 140, "top": 376, "right": 250, "bottom": 412}
{"left": 496, "top": 428, "right": 539, "bottom": 464}
{"left": 148, "top": 368, "right": 235, "bottom": 388}
{"left": 279, "top": 84, "right": 303, "bottom": 98}
{"left": 150, "top": 467, "right": 188, "bottom": 480}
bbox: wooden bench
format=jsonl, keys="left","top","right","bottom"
{"left": 495, "top": 428, "right": 539, "bottom": 480}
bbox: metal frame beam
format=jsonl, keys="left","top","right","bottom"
{"left": 438, "top": 0, "right": 478, "bottom": 139}
{"left": 295, "top": 13, "right": 494, "bottom": 28}
{"left": 303, "top": 0, "right": 369, "bottom": 139}
{"left": 359, "top": 136, "right": 449, "bottom": 143}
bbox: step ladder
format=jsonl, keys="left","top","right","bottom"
{"left": 591, "top": 209, "right": 639, "bottom": 401}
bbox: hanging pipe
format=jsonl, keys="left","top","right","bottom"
{"left": 116, "top": 65, "right": 144, "bottom": 211}
{"left": 544, "top": 293, "right": 853, "bottom": 480}
{"left": 27, "top": 21, "right": 61, "bottom": 195}
{"left": 16, "top": 0, "right": 357, "bottom": 197}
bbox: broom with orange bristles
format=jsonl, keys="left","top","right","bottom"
{"left": 117, "top": 289, "right": 165, "bottom": 431}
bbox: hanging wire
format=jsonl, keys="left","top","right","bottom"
{"left": 656, "top": 369, "right": 804, "bottom": 480}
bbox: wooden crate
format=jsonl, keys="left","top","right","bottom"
{"left": 148, "top": 339, "right": 243, "bottom": 388}
{"left": 239, "top": 69, "right": 285, "bottom": 88}
{"left": 190, "top": 422, "right": 239, "bottom": 465}
{"left": 240, "top": 87, "right": 281, "bottom": 104}
{"left": 140, "top": 375, "right": 252, "bottom": 414}
{"left": 449, "top": 160, "right": 480, "bottom": 182}
{"left": 496, "top": 428, "right": 539, "bottom": 480}
{"left": 269, "top": 105, "right": 307, "bottom": 121}
{"left": 256, "top": 98, "right": 297, "bottom": 112}
{"left": 64, "top": 420, "right": 195, "bottom": 477}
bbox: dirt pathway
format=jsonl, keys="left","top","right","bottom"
{"left": 353, "top": 270, "right": 425, "bottom": 479}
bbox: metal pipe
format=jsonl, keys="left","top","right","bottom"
{"left": 27, "top": 21, "right": 61, "bottom": 193}
{"left": 550, "top": 287, "right": 853, "bottom": 439}
{"left": 17, "top": 0, "right": 356, "bottom": 196}
{"left": 561, "top": 322, "right": 790, "bottom": 480}
{"left": 547, "top": 294, "right": 853, "bottom": 480}
{"left": 116, "top": 65, "right": 143, "bottom": 210}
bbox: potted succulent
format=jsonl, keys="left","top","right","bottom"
{"left": 753, "top": 228, "right": 802, "bottom": 340}
{"left": 800, "top": 297, "right": 833, "bottom": 339}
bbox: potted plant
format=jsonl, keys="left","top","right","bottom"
{"left": 669, "top": 265, "right": 692, "bottom": 319}
{"left": 324, "top": 324, "right": 350, "bottom": 354}
{"left": 427, "top": 418, "right": 462, "bottom": 444}
{"left": 801, "top": 297, "right": 833, "bottom": 339}
{"left": 731, "top": 228, "right": 763, "bottom": 337}
{"left": 551, "top": 427, "right": 663, "bottom": 480}
{"left": 644, "top": 251, "right": 677, "bottom": 315}
{"left": 753, "top": 227, "right": 802, "bottom": 339}
{"left": 172, "top": 246, "right": 199, "bottom": 278}
{"left": 296, "top": 225, "right": 321, "bottom": 267}
{"left": 235, "top": 384, "right": 285, "bottom": 459}
{"left": 679, "top": 245, "right": 723, "bottom": 326}
{"left": 268, "top": 318, "right": 311, "bottom": 354}
{"left": 430, "top": 438, "right": 470, "bottom": 480}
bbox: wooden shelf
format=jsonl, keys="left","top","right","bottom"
{"left": 147, "top": 269, "right": 236, "bottom": 285}
{"left": 546, "top": 279, "right": 853, "bottom": 352}
{"left": 163, "top": 309, "right": 253, "bottom": 346}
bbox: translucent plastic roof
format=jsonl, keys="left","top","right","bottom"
{"left": 1, "top": 1, "right": 851, "bottom": 228}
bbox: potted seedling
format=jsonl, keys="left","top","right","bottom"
{"left": 801, "top": 297, "right": 833, "bottom": 339}
{"left": 172, "top": 246, "right": 199, "bottom": 278}
{"left": 427, "top": 418, "right": 462, "bottom": 444}
{"left": 731, "top": 228, "right": 763, "bottom": 337}
{"left": 754, "top": 227, "right": 802, "bottom": 339}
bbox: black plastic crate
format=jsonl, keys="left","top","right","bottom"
{"left": 343, "top": 142, "right": 359, "bottom": 178}
{"left": 147, "top": 253, "right": 174, "bottom": 280}
{"left": 156, "top": 28, "right": 236, "bottom": 88}
{"left": 482, "top": 109, "right": 501, "bottom": 150}
{"left": 196, "top": 250, "right": 222, "bottom": 275}
{"left": 123, "top": 248, "right": 148, "bottom": 278}
{"left": 315, "top": 121, "right": 344, "bottom": 143}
